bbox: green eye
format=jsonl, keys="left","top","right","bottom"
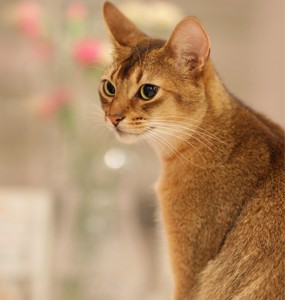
{"left": 103, "top": 80, "right": 116, "bottom": 97}
{"left": 139, "top": 84, "right": 158, "bottom": 100}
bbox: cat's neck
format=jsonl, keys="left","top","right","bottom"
{"left": 203, "top": 62, "right": 232, "bottom": 119}
{"left": 152, "top": 62, "right": 235, "bottom": 167}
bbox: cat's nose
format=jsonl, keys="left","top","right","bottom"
{"left": 108, "top": 114, "right": 125, "bottom": 126}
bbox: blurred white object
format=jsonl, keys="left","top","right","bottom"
{"left": 118, "top": 1, "right": 184, "bottom": 31}
{"left": 104, "top": 148, "right": 126, "bottom": 169}
{"left": 0, "top": 189, "right": 53, "bottom": 300}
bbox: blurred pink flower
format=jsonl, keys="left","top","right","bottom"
{"left": 37, "top": 88, "right": 71, "bottom": 119}
{"left": 66, "top": 2, "right": 87, "bottom": 21}
{"left": 33, "top": 39, "right": 53, "bottom": 62}
{"left": 73, "top": 38, "right": 103, "bottom": 66}
{"left": 16, "top": 1, "right": 42, "bottom": 39}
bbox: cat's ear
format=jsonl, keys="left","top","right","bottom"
{"left": 165, "top": 17, "right": 210, "bottom": 73}
{"left": 103, "top": 2, "right": 148, "bottom": 48}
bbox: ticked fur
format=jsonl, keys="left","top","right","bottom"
{"left": 100, "top": 2, "right": 285, "bottom": 299}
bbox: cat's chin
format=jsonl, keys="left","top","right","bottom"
{"left": 114, "top": 131, "right": 141, "bottom": 144}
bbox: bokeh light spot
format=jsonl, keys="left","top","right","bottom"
{"left": 104, "top": 148, "right": 126, "bottom": 169}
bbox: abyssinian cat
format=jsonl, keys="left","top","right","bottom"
{"left": 99, "top": 2, "right": 285, "bottom": 299}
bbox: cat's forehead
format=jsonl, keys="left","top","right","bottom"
{"left": 107, "top": 38, "right": 166, "bottom": 82}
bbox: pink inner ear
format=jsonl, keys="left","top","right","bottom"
{"left": 187, "top": 24, "right": 208, "bottom": 53}
{"left": 168, "top": 17, "right": 210, "bottom": 69}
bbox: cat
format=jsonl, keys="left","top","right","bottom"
{"left": 99, "top": 2, "right": 285, "bottom": 299}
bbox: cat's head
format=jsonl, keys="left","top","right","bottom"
{"left": 99, "top": 2, "right": 211, "bottom": 147}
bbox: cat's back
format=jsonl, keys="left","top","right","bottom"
{"left": 194, "top": 169, "right": 285, "bottom": 300}
{"left": 235, "top": 97, "right": 285, "bottom": 146}
{"left": 228, "top": 98, "right": 284, "bottom": 179}
{"left": 190, "top": 99, "right": 285, "bottom": 299}
{"left": 193, "top": 106, "right": 285, "bottom": 299}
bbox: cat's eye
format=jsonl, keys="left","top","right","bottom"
{"left": 103, "top": 80, "right": 116, "bottom": 97}
{"left": 139, "top": 84, "right": 158, "bottom": 100}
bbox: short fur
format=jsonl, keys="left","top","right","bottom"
{"left": 100, "top": 2, "right": 285, "bottom": 299}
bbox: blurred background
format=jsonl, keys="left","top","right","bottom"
{"left": 0, "top": 0, "right": 283, "bottom": 299}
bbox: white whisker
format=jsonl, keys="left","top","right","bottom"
{"left": 150, "top": 121, "right": 215, "bottom": 145}
{"left": 153, "top": 123, "right": 217, "bottom": 154}
{"left": 148, "top": 121, "right": 222, "bottom": 161}
{"left": 150, "top": 117, "right": 225, "bottom": 144}
{"left": 152, "top": 127, "right": 207, "bottom": 163}
{"left": 142, "top": 130, "right": 191, "bottom": 166}
{"left": 152, "top": 115, "right": 217, "bottom": 133}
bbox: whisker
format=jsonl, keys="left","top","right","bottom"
{"left": 90, "top": 108, "right": 104, "bottom": 117}
{"left": 150, "top": 118, "right": 225, "bottom": 144}
{"left": 76, "top": 108, "right": 108, "bottom": 142}
{"left": 142, "top": 130, "right": 191, "bottom": 166}
{"left": 153, "top": 115, "right": 216, "bottom": 130}
{"left": 143, "top": 118, "right": 220, "bottom": 146}
{"left": 150, "top": 121, "right": 216, "bottom": 146}
{"left": 142, "top": 39, "right": 150, "bottom": 70}
{"left": 134, "top": 45, "right": 142, "bottom": 68}
{"left": 142, "top": 131, "right": 170, "bottom": 153}
{"left": 89, "top": 102, "right": 104, "bottom": 113}
{"left": 89, "top": 107, "right": 104, "bottom": 115}
{"left": 152, "top": 127, "right": 207, "bottom": 163}
{"left": 149, "top": 122, "right": 221, "bottom": 160}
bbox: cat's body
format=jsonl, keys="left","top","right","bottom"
{"left": 157, "top": 98, "right": 285, "bottom": 299}
{"left": 100, "top": 2, "right": 285, "bottom": 299}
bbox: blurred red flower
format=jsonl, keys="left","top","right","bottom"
{"left": 66, "top": 2, "right": 88, "bottom": 21}
{"left": 37, "top": 88, "right": 71, "bottom": 119}
{"left": 73, "top": 38, "right": 103, "bottom": 66}
{"left": 16, "top": 1, "right": 42, "bottom": 39}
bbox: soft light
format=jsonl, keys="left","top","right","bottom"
{"left": 104, "top": 148, "right": 126, "bottom": 169}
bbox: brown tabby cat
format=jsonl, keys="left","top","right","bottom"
{"left": 99, "top": 2, "right": 285, "bottom": 299}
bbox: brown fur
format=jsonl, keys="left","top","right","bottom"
{"left": 100, "top": 2, "right": 285, "bottom": 299}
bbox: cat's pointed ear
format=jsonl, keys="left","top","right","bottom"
{"left": 165, "top": 17, "right": 210, "bottom": 73}
{"left": 103, "top": 2, "right": 148, "bottom": 48}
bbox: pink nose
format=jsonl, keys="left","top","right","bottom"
{"left": 108, "top": 114, "right": 125, "bottom": 126}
